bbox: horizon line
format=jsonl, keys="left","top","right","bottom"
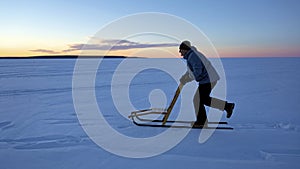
{"left": 0, "top": 55, "right": 299, "bottom": 59}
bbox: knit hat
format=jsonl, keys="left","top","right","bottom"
{"left": 179, "top": 41, "right": 191, "bottom": 50}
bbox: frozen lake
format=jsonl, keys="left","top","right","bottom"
{"left": 0, "top": 57, "right": 299, "bottom": 169}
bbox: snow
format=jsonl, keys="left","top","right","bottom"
{"left": 0, "top": 57, "right": 300, "bottom": 168}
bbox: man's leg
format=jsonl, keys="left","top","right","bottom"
{"left": 203, "top": 82, "right": 235, "bottom": 118}
{"left": 193, "top": 83, "right": 212, "bottom": 125}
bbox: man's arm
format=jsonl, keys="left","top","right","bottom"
{"left": 188, "top": 53, "right": 207, "bottom": 82}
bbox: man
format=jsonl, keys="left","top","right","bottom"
{"left": 179, "top": 41, "right": 235, "bottom": 127}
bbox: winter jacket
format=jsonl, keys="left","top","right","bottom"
{"left": 183, "top": 47, "right": 220, "bottom": 84}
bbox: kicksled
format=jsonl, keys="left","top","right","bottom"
{"left": 128, "top": 83, "right": 233, "bottom": 130}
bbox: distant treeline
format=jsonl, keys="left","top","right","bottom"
{"left": 0, "top": 55, "right": 134, "bottom": 59}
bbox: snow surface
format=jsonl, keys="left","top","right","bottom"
{"left": 0, "top": 57, "right": 299, "bottom": 168}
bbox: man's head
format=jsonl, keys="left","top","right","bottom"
{"left": 179, "top": 41, "right": 191, "bottom": 56}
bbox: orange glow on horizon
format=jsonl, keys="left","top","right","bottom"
{"left": 0, "top": 46, "right": 299, "bottom": 58}
{"left": 218, "top": 47, "right": 300, "bottom": 58}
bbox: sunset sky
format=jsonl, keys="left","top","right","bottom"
{"left": 1, "top": 0, "right": 299, "bottom": 58}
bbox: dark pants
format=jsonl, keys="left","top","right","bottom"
{"left": 193, "top": 82, "right": 227, "bottom": 124}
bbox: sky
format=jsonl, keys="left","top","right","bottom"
{"left": 0, "top": 0, "right": 299, "bottom": 58}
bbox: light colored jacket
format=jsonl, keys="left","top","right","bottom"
{"left": 183, "top": 47, "right": 220, "bottom": 84}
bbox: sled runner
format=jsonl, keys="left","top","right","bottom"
{"left": 128, "top": 83, "right": 233, "bottom": 130}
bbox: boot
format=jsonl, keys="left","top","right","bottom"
{"left": 192, "top": 121, "right": 207, "bottom": 128}
{"left": 225, "top": 102, "right": 235, "bottom": 118}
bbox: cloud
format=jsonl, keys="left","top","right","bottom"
{"left": 63, "top": 39, "right": 179, "bottom": 52}
{"left": 29, "top": 49, "right": 61, "bottom": 54}
{"left": 30, "top": 39, "right": 179, "bottom": 54}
